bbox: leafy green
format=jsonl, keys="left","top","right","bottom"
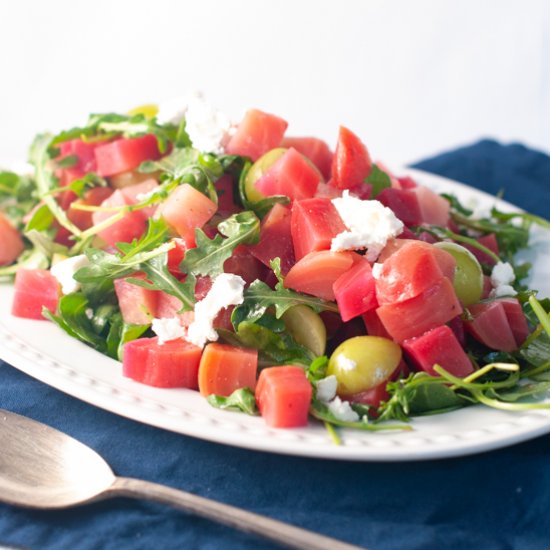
{"left": 306, "top": 356, "right": 330, "bottom": 385}
{"left": 24, "top": 203, "right": 55, "bottom": 232}
{"left": 43, "top": 294, "right": 106, "bottom": 351}
{"left": 219, "top": 317, "right": 315, "bottom": 366}
{"left": 127, "top": 254, "right": 196, "bottom": 312}
{"left": 0, "top": 247, "right": 49, "bottom": 279}
{"left": 49, "top": 112, "right": 178, "bottom": 156}
{"left": 232, "top": 258, "right": 339, "bottom": 328}
{"left": 56, "top": 154, "right": 79, "bottom": 169}
{"left": 180, "top": 211, "right": 260, "bottom": 278}
{"left": 309, "top": 399, "right": 411, "bottom": 432}
{"left": 29, "top": 133, "right": 82, "bottom": 237}
{"left": 75, "top": 219, "right": 171, "bottom": 282}
{"left": 207, "top": 388, "right": 258, "bottom": 415}
{"left": 443, "top": 194, "right": 533, "bottom": 263}
{"left": 377, "top": 362, "right": 550, "bottom": 422}
{"left": 74, "top": 219, "right": 196, "bottom": 312}
{"left": 106, "top": 315, "right": 150, "bottom": 361}
{"left": 365, "top": 163, "right": 392, "bottom": 197}
{"left": 140, "top": 147, "right": 222, "bottom": 203}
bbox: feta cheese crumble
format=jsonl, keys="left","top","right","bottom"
{"left": 371, "top": 262, "right": 383, "bottom": 280}
{"left": 490, "top": 261, "right": 517, "bottom": 298}
{"left": 186, "top": 273, "right": 246, "bottom": 348}
{"left": 331, "top": 191, "right": 404, "bottom": 262}
{"left": 50, "top": 254, "right": 90, "bottom": 295}
{"left": 157, "top": 91, "right": 233, "bottom": 154}
{"left": 315, "top": 375, "right": 338, "bottom": 402}
{"left": 327, "top": 396, "right": 360, "bottom": 422}
{"left": 152, "top": 317, "right": 186, "bottom": 344}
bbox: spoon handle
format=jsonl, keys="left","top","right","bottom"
{"left": 107, "top": 476, "right": 364, "bottom": 550}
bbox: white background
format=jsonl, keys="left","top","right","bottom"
{"left": 0, "top": 0, "right": 548, "bottom": 166}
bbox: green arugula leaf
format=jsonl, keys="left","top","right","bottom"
{"left": 218, "top": 312, "right": 315, "bottom": 367}
{"left": 140, "top": 147, "right": 222, "bottom": 203}
{"left": 29, "top": 133, "right": 82, "bottom": 237}
{"left": 106, "top": 314, "right": 150, "bottom": 360}
{"left": 306, "top": 356, "right": 330, "bottom": 384}
{"left": 0, "top": 247, "right": 49, "bottom": 280}
{"left": 309, "top": 398, "right": 411, "bottom": 432}
{"left": 75, "top": 219, "right": 172, "bottom": 282}
{"left": 207, "top": 388, "right": 258, "bottom": 415}
{"left": 24, "top": 203, "right": 55, "bottom": 232}
{"left": 232, "top": 258, "right": 339, "bottom": 328}
{"left": 365, "top": 163, "right": 392, "bottom": 197}
{"left": 180, "top": 211, "right": 260, "bottom": 278}
{"left": 43, "top": 293, "right": 106, "bottom": 351}
{"left": 129, "top": 254, "right": 196, "bottom": 312}
{"left": 56, "top": 154, "right": 79, "bottom": 169}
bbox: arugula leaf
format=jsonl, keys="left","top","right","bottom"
{"left": 43, "top": 293, "right": 106, "bottom": 351}
{"left": 75, "top": 219, "right": 172, "bottom": 282}
{"left": 232, "top": 258, "right": 339, "bottom": 328}
{"left": 219, "top": 318, "right": 315, "bottom": 366}
{"left": 61, "top": 173, "right": 108, "bottom": 199}
{"left": 306, "top": 356, "right": 330, "bottom": 384}
{"left": 207, "top": 388, "right": 258, "bottom": 415}
{"left": 180, "top": 211, "right": 260, "bottom": 278}
{"left": 24, "top": 203, "right": 55, "bottom": 232}
{"left": 0, "top": 247, "right": 49, "bottom": 280}
{"left": 106, "top": 314, "right": 150, "bottom": 360}
{"left": 29, "top": 133, "right": 82, "bottom": 237}
{"left": 25, "top": 229, "right": 68, "bottom": 260}
{"left": 444, "top": 195, "right": 532, "bottom": 262}
{"left": 140, "top": 147, "right": 222, "bottom": 203}
{"left": 365, "top": 163, "right": 392, "bottom": 197}
{"left": 309, "top": 399, "right": 411, "bottom": 432}
{"left": 128, "top": 254, "right": 196, "bottom": 312}
{"left": 56, "top": 154, "right": 79, "bottom": 169}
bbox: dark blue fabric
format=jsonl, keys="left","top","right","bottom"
{"left": 2, "top": 140, "right": 550, "bottom": 550}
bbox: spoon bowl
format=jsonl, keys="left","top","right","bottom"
{"left": 0, "top": 409, "right": 116, "bottom": 508}
{"left": 0, "top": 409, "right": 363, "bottom": 550}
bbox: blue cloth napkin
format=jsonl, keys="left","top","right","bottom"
{"left": 1, "top": 139, "right": 550, "bottom": 550}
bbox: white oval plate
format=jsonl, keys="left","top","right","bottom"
{"left": 1, "top": 168, "right": 549, "bottom": 461}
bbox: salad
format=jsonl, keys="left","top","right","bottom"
{"left": 1, "top": 94, "right": 550, "bottom": 441}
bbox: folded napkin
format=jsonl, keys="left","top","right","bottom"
{"left": 1, "top": 139, "right": 550, "bottom": 550}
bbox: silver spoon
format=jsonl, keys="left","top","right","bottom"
{"left": 0, "top": 409, "right": 364, "bottom": 550}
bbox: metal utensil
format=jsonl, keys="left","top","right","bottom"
{"left": 0, "top": 409, "right": 364, "bottom": 550}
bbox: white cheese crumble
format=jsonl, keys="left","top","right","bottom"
{"left": 371, "top": 262, "right": 383, "bottom": 280}
{"left": 50, "top": 254, "right": 90, "bottom": 295}
{"left": 186, "top": 273, "right": 246, "bottom": 348}
{"left": 315, "top": 375, "right": 338, "bottom": 403}
{"left": 490, "top": 261, "right": 517, "bottom": 298}
{"left": 337, "top": 355, "right": 357, "bottom": 372}
{"left": 331, "top": 191, "right": 404, "bottom": 262}
{"left": 327, "top": 396, "right": 360, "bottom": 422}
{"left": 152, "top": 317, "right": 186, "bottom": 345}
{"left": 491, "top": 261, "right": 515, "bottom": 287}
{"left": 157, "top": 91, "right": 234, "bottom": 154}
{"left": 491, "top": 284, "right": 517, "bottom": 298}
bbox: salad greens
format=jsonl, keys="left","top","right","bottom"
{"left": 1, "top": 101, "right": 550, "bottom": 443}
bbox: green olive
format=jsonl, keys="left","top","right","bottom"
{"left": 327, "top": 336, "right": 401, "bottom": 395}
{"left": 243, "top": 147, "right": 287, "bottom": 203}
{"left": 434, "top": 242, "right": 483, "bottom": 306}
{"left": 282, "top": 305, "right": 326, "bottom": 357}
